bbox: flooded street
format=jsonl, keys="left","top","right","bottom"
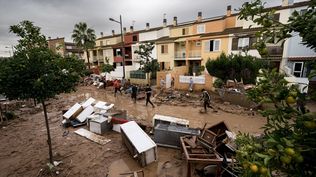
{"left": 0, "top": 86, "right": 267, "bottom": 177}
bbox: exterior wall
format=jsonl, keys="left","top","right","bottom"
{"left": 201, "top": 35, "right": 229, "bottom": 66}
{"left": 103, "top": 48, "right": 114, "bottom": 64}
{"left": 139, "top": 30, "right": 158, "bottom": 42}
{"left": 48, "top": 38, "right": 65, "bottom": 56}
{"left": 157, "top": 67, "right": 213, "bottom": 91}
{"left": 124, "top": 33, "right": 139, "bottom": 44}
{"left": 224, "top": 16, "right": 236, "bottom": 28}
{"left": 170, "top": 25, "right": 193, "bottom": 38}
{"left": 157, "top": 42, "right": 175, "bottom": 69}
{"left": 157, "top": 27, "right": 170, "bottom": 38}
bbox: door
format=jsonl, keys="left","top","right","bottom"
{"left": 166, "top": 73, "right": 171, "bottom": 89}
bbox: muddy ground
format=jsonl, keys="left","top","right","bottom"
{"left": 0, "top": 85, "right": 277, "bottom": 177}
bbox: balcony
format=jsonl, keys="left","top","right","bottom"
{"left": 267, "top": 46, "right": 283, "bottom": 56}
{"left": 114, "top": 56, "right": 123, "bottom": 63}
{"left": 188, "top": 50, "right": 201, "bottom": 59}
{"left": 175, "top": 51, "right": 186, "bottom": 60}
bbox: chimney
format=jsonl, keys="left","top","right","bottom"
{"left": 282, "top": 0, "right": 294, "bottom": 7}
{"left": 226, "top": 5, "right": 232, "bottom": 16}
{"left": 112, "top": 30, "right": 115, "bottom": 36}
{"left": 146, "top": 23, "right": 150, "bottom": 30}
{"left": 173, "top": 16, "right": 177, "bottom": 26}
{"left": 123, "top": 27, "right": 126, "bottom": 34}
{"left": 100, "top": 32, "right": 103, "bottom": 37}
{"left": 48, "top": 36, "right": 51, "bottom": 40}
{"left": 130, "top": 26, "right": 134, "bottom": 33}
{"left": 163, "top": 18, "right": 167, "bottom": 27}
{"left": 197, "top": 12, "right": 202, "bottom": 22}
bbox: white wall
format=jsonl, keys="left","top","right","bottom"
{"left": 157, "top": 27, "right": 170, "bottom": 38}
{"left": 103, "top": 48, "right": 114, "bottom": 64}
{"left": 139, "top": 31, "right": 158, "bottom": 42}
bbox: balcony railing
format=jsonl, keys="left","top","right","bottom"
{"left": 188, "top": 50, "right": 201, "bottom": 58}
{"left": 175, "top": 51, "right": 186, "bottom": 59}
{"left": 267, "top": 46, "right": 283, "bottom": 56}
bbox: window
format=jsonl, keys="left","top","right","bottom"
{"left": 293, "top": 62, "right": 304, "bottom": 77}
{"left": 232, "top": 36, "right": 256, "bottom": 50}
{"left": 161, "top": 44, "right": 168, "bottom": 54}
{"left": 132, "top": 35, "right": 138, "bottom": 42}
{"left": 100, "top": 41, "right": 103, "bottom": 46}
{"left": 197, "top": 24, "right": 205, "bottom": 34}
{"left": 106, "top": 40, "right": 111, "bottom": 45}
{"left": 206, "top": 40, "right": 220, "bottom": 52}
{"left": 182, "top": 28, "right": 189, "bottom": 35}
{"left": 196, "top": 41, "right": 201, "bottom": 47}
{"left": 238, "top": 37, "right": 250, "bottom": 49}
{"left": 116, "top": 49, "right": 121, "bottom": 56}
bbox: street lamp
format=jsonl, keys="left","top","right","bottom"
{"left": 109, "top": 15, "right": 126, "bottom": 78}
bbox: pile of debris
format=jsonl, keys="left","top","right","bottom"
{"left": 180, "top": 122, "right": 238, "bottom": 177}
{"left": 154, "top": 89, "right": 201, "bottom": 107}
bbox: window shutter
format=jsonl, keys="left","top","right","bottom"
{"left": 232, "top": 38, "right": 238, "bottom": 50}
{"left": 244, "top": 38, "right": 249, "bottom": 48}
{"left": 204, "top": 41, "right": 210, "bottom": 52}
{"left": 165, "top": 45, "right": 168, "bottom": 53}
{"left": 161, "top": 45, "right": 164, "bottom": 53}
{"left": 214, "top": 40, "right": 220, "bottom": 51}
{"left": 274, "top": 13, "right": 280, "bottom": 22}
{"left": 249, "top": 37, "right": 257, "bottom": 49}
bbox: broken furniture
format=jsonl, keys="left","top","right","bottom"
{"left": 154, "top": 123, "right": 200, "bottom": 148}
{"left": 180, "top": 136, "right": 222, "bottom": 177}
{"left": 81, "top": 97, "right": 96, "bottom": 108}
{"left": 199, "top": 121, "right": 230, "bottom": 149}
{"left": 76, "top": 105, "right": 94, "bottom": 123}
{"left": 120, "top": 121, "right": 157, "bottom": 167}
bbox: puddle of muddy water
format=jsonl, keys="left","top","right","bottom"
{"left": 107, "top": 147, "right": 186, "bottom": 177}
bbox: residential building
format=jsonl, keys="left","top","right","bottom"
{"left": 235, "top": 0, "right": 315, "bottom": 91}
{"left": 47, "top": 37, "right": 84, "bottom": 59}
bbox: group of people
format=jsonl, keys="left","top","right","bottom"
{"left": 108, "top": 76, "right": 214, "bottom": 112}
{"left": 112, "top": 77, "right": 155, "bottom": 108}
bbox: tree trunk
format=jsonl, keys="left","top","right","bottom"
{"left": 86, "top": 49, "right": 91, "bottom": 70}
{"left": 42, "top": 100, "right": 53, "bottom": 164}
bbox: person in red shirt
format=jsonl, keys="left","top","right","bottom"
{"left": 114, "top": 79, "right": 122, "bottom": 97}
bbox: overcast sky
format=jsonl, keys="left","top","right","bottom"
{"left": 0, "top": 0, "right": 302, "bottom": 57}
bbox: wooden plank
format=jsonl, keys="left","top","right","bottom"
{"left": 74, "top": 128, "right": 111, "bottom": 145}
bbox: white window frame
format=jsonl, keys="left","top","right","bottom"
{"left": 293, "top": 62, "right": 304, "bottom": 77}
{"left": 210, "top": 39, "right": 220, "bottom": 52}
{"left": 197, "top": 24, "right": 205, "bottom": 34}
{"left": 237, "top": 37, "right": 249, "bottom": 49}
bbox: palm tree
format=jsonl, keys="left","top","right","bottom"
{"left": 72, "top": 22, "right": 96, "bottom": 69}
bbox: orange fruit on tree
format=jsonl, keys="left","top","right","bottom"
{"left": 250, "top": 164, "right": 259, "bottom": 173}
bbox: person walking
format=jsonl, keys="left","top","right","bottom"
{"left": 114, "top": 79, "right": 122, "bottom": 97}
{"left": 189, "top": 78, "right": 194, "bottom": 92}
{"left": 201, "top": 89, "right": 211, "bottom": 112}
{"left": 145, "top": 84, "right": 155, "bottom": 108}
{"left": 171, "top": 77, "right": 175, "bottom": 89}
{"left": 131, "top": 84, "right": 138, "bottom": 103}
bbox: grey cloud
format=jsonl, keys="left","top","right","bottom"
{"left": 0, "top": 0, "right": 289, "bottom": 56}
